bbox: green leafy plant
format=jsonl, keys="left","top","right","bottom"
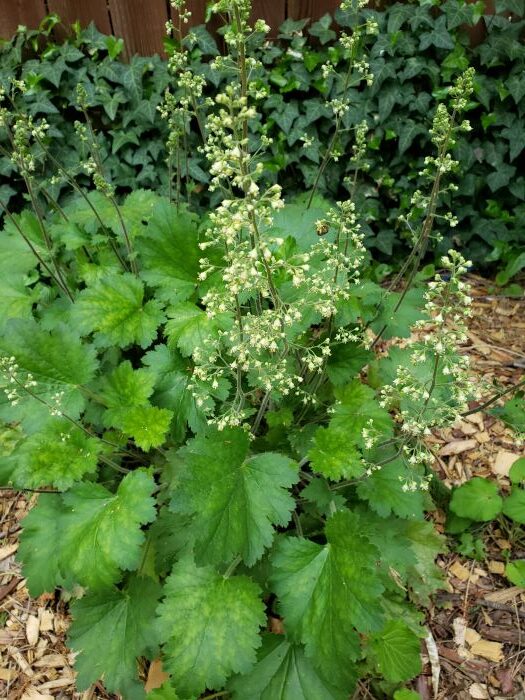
{"left": 0, "top": 1, "right": 520, "bottom": 698}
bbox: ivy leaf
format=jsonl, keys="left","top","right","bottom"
{"left": 136, "top": 201, "right": 200, "bottom": 303}
{"left": 74, "top": 273, "right": 165, "bottom": 348}
{"left": 325, "top": 343, "right": 373, "bottom": 386}
{"left": 357, "top": 460, "right": 426, "bottom": 519}
{"left": 330, "top": 380, "right": 393, "bottom": 447}
{"left": 18, "top": 493, "right": 68, "bottom": 596}
{"left": 104, "top": 405, "right": 173, "bottom": 451}
{"left": 15, "top": 420, "right": 101, "bottom": 489}
{"left": 157, "top": 557, "right": 265, "bottom": 697}
{"left": 308, "top": 426, "right": 364, "bottom": 481}
{"left": 69, "top": 576, "right": 161, "bottom": 699}
{"left": 450, "top": 477, "right": 503, "bottom": 521}
{"left": 165, "top": 303, "right": 231, "bottom": 357}
{"left": 229, "top": 635, "right": 347, "bottom": 700}
{"left": 502, "top": 488, "right": 525, "bottom": 523}
{"left": 171, "top": 428, "right": 299, "bottom": 566}
{"left": 60, "top": 469, "right": 156, "bottom": 589}
{"left": 271, "top": 510, "right": 384, "bottom": 689}
{"left": 368, "top": 620, "right": 422, "bottom": 682}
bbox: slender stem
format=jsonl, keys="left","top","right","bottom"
{"left": 461, "top": 377, "right": 525, "bottom": 417}
{"left": 223, "top": 555, "right": 242, "bottom": 578}
{"left": 0, "top": 199, "right": 70, "bottom": 296}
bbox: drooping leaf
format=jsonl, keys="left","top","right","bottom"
{"left": 74, "top": 273, "right": 165, "bottom": 348}
{"left": 229, "top": 635, "right": 346, "bottom": 700}
{"left": 171, "top": 428, "right": 299, "bottom": 566}
{"left": 157, "top": 557, "right": 265, "bottom": 697}
{"left": 368, "top": 620, "right": 422, "bottom": 682}
{"left": 60, "top": 469, "right": 156, "bottom": 589}
{"left": 69, "top": 576, "right": 161, "bottom": 699}
{"left": 271, "top": 510, "right": 384, "bottom": 689}
{"left": 450, "top": 478, "right": 503, "bottom": 521}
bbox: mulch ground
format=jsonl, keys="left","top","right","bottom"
{"left": 0, "top": 274, "right": 524, "bottom": 700}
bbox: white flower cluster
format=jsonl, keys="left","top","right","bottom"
{"left": 0, "top": 356, "right": 37, "bottom": 407}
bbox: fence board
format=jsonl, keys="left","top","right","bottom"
{"left": 0, "top": 0, "right": 47, "bottom": 40}
{"left": 251, "top": 0, "right": 285, "bottom": 32}
{"left": 47, "top": 0, "right": 112, "bottom": 35}
{"left": 108, "top": 0, "right": 169, "bottom": 58}
{"left": 287, "top": 0, "right": 340, "bottom": 21}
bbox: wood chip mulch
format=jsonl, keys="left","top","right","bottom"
{"left": 0, "top": 274, "right": 524, "bottom": 700}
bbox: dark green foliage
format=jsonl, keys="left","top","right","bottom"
{"left": 2, "top": 2, "right": 525, "bottom": 274}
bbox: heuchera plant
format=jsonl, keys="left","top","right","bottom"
{"left": 0, "top": 1, "right": 485, "bottom": 698}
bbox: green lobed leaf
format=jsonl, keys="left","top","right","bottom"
{"left": 15, "top": 419, "right": 101, "bottom": 489}
{"left": 502, "top": 488, "right": 525, "bottom": 524}
{"left": 308, "top": 426, "right": 364, "bottom": 481}
{"left": 136, "top": 200, "right": 200, "bottom": 303}
{"left": 157, "top": 557, "right": 265, "bottom": 697}
{"left": 229, "top": 635, "right": 347, "bottom": 700}
{"left": 105, "top": 404, "right": 173, "bottom": 451}
{"left": 271, "top": 510, "right": 384, "bottom": 690}
{"left": 165, "top": 303, "right": 231, "bottom": 357}
{"left": 325, "top": 342, "right": 373, "bottom": 386}
{"left": 69, "top": 576, "right": 162, "bottom": 699}
{"left": 510, "top": 458, "right": 525, "bottom": 486}
{"left": 60, "top": 469, "right": 156, "bottom": 589}
{"left": 357, "top": 459, "right": 426, "bottom": 520}
{"left": 330, "top": 379, "right": 393, "bottom": 447}
{"left": 18, "top": 493, "right": 68, "bottom": 596}
{"left": 368, "top": 620, "right": 422, "bottom": 682}
{"left": 505, "top": 560, "right": 525, "bottom": 587}
{"left": 171, "top": 428, "right": 299, "bottom": 566}
{"left": 74, "top": 273, "right": 165, "bottom": 348}
{"left": 450, "top": 477, "right": 503, "bottom": 522}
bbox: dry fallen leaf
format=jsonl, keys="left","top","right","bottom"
{"left": 488, "top": 560, "right": 505, "bottom": 575}
{"left": 21, "top": 689, "right": 54, "bottom": 700}
{"left": 465, "top": 628, "right": 481, "bottom": 646}
{"left": 485, "top": 587, "right": 523, "bottom": 603}
{"left": 439, "top": 439, "right": 478, "bottom": 456}
{"left": 0, "top": 668, "right": 16, "bottom": 681}
{"left": 145, "top": 659, "right": 169, "bottom": 693}
{"left": 0, "top": 542, "right": 18, "bottom": 560}
{"left": 450, "top": 560, "right": 474, "bottom": 582}
{"left": 469, "top": 639, "right": 504, "bottom": 663}
{"left": 25, "top": 614, "right": 39, "bottom": 647}
{"left": 493, "top": 450, "right": 521, "bottom": 477}
{"left": 469, "top": 682, "right": 489, "bottom": 699}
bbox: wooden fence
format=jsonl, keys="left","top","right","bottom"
{"left": 0, "top": 1, "right": 342, "bottom": 57}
